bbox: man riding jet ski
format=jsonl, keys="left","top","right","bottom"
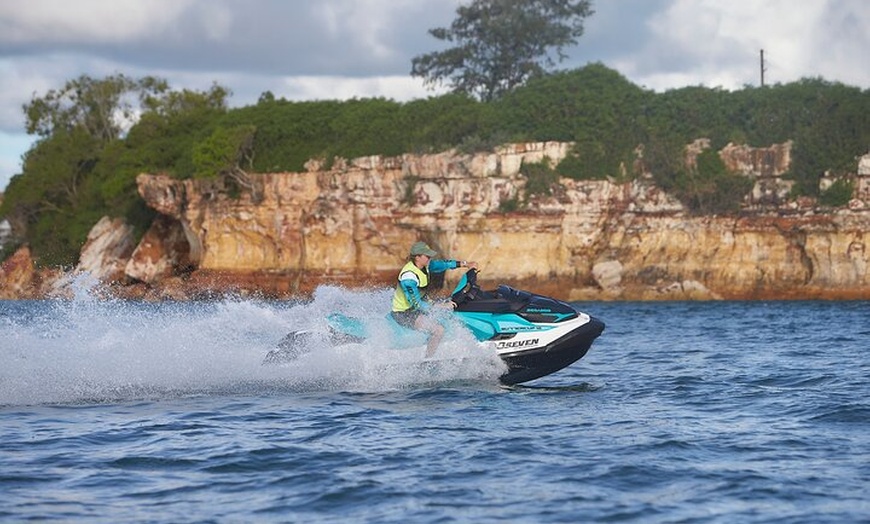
{"left": 264, "top": 268, "right": 605, "bottom": 386}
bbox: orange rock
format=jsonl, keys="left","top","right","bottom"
{"left": 0, "top": 245, "right": 36, "bottom": 299}
{"left": 126, "top": 215, "right": 192, "bottom": 284}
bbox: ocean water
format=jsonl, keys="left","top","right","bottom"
{"left": 1, "top": 285, "right": 868, "bottom": 523}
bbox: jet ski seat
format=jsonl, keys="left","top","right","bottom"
{"left": 452, "top": 276, "right": 531, "bottom": 313}
{"left": 496, "top": 285, "right": 533, "bottom": 304}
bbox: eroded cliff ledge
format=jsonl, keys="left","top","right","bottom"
{"left": 3, "top": 141, "right": 868, "bottom": 301}
{"left": 121, "top": 141, "right": 868, "bottom": 301}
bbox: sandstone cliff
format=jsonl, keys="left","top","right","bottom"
{"left": 127, "top": 142, "right": 869, "bottom": 300}
{"left": 3, "top": 142, "right": 869, "bottom": 301}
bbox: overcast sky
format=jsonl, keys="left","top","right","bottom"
{"left": 1, "top": 0, "right": 869, "bottom": 190}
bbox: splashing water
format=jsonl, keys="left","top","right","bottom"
{"left": 0, "top": 284, "right": 505, "bottom": 406}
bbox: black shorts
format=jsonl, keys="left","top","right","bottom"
{"left": 391, "top": 310, "right": 421, "bottom": 329}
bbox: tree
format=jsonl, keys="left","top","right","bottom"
{"left": 6, "top": 74, "right": 232, "bottom": 266}
{"left": 23, "top": 74, "right": 168, "bottom": 143}
{"left": 192, "top": 125, "right": 260, "bottom": 199}
{"left": 2, "top": 128, "right": 105, "bottom": 265}
{"left": 141, "top": 81, "right": 230, "bottom": 117}
{"left": 411, "top": 0, "right": 593, "bottom": 101}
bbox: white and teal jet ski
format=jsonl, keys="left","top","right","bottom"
{"left": 264, "top": 269, "right": 604, "bottom": 385}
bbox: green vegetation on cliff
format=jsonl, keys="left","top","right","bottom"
{"left": 2, "top": 65, "right": 869, "bottom": 267}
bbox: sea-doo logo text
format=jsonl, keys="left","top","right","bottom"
{"left": 496, "top": 338, "right": 539, "bottom": 350}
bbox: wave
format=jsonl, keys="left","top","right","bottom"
{"left": 0, "top": 284, "right": 504, "bottom": 406}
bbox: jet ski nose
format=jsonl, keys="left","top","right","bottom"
{"left": 588, "top": 316, "right": 605, "bottom": 336}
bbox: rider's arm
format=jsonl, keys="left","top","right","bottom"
{"left": 428, "top": 259, "right": 461, "bottom": 274}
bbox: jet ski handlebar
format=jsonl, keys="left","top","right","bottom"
{"left": 450, "top": 268, "right": 480, "bottom": 306}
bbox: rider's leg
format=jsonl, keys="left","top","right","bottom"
{"left": 415, "top": 315, "right": 444, "bottom": 357}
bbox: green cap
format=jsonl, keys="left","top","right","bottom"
{"left": 410, "top": 241, "right": 437, "bottom": 257}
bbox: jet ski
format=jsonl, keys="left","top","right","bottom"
{"left": 264, "top": 269, "right": 605, "bottom": 385}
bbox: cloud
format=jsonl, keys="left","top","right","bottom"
{"left": 0, "top": 0, "right": 196, "bottom": 45}
{"left": 1, "top": 0, "right": 868, "bottom": 191}
{"left": 627, "top": 0, "right": 870, "bottom": 90}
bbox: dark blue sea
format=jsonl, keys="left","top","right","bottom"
{"left": 1, "top": 285, "right": 868, "bottom": 523}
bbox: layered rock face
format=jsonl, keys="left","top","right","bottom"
{"left": 126, "top": 142, "right": 869, "bottom": 300}
{"left": 2, "top": 142, "right": 868, "bottom": 300}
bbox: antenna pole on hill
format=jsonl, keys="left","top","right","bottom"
{"left": 760, "top": 49, "right": 767, "bottom": 87}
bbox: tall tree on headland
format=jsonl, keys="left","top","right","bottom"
{"left": 23, "top": 74, "right": 168, "bottom": 143}
{"left": 411, "top": 0, "right": 594, "bottom": 101}
{"left": 5, "top": 75, "right": 231, "bottom": 265}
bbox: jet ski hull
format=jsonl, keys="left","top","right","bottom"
{"left": 496, "top": 316, "right": 605, "bottom": 385}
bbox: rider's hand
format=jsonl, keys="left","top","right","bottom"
{"left": 465, "top": 261, "right": 478, "bottom": 270}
